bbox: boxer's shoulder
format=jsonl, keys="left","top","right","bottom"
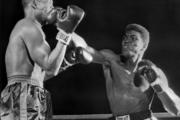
{"left": 18, "top": 19, "right": 44, "bottom": 40}
{"left": 9, "top": 19, "right": 35, "bottom": 40}
{"left": 100, "top": 49, "right": 119, "bottom": 61}
{"left": 15, "top": 19, "right": 40, "bottom": 33}
{"left": 15, "top": 19, "right": 33, "bottom": 28}
{"left": 9, "top": 19, "right": 32, "bottom": 42}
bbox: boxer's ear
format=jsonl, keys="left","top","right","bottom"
{"left": 31, "top": 0, "right": 38, "bottom": 9}
{"left": 32, "top": 0, "right": 48, "bottom": 10}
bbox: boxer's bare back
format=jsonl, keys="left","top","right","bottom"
{"left": 5, "top": 18, "right": 49, "bottom": 77}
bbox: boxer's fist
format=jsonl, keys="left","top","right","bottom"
{"left": 56, "top": 5, "right": 85, "bottom": 33}
{"left": 75, "top": 47, "right": 92, "bottom": 64}
{"left": 138, "top": 60, "right": 168, "bottom": 93}
{"left": 138, "top": 60, "right": 158, "bottom": 84}
{"left": 65, "top": 46, "right": 92, "bottom": 65}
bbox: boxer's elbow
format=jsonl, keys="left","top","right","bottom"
{"left": 173, "top": 98, "right": 180, "bottom": 116}
{"left": 44, "top": 69, "right": 63, "bottom": 81}
{"left": 166, "top": 101, "right": 180, "bottom": 116}
{"left": 45, "top": 61, "right": 62, "bottom": 76}
{"left": 176, "top": 110, "right": 180, "bottom": 116}
{"left": 175, "top": 103, "right": 180, "bottom": 116}
{"left": 171, "top": 108, "right": 180, "bottom": 116}
{"left": 45, "top": 68, "right": 59, "bottom": 77}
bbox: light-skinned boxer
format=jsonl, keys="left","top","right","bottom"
{"left": 0, "top": 0, "right": 85, "bottom": 119}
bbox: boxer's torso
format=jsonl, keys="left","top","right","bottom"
{"left": 103, "top": 57, "right": 154, "bottom": 116}
{"left": 5, "top": 19, "right": 45, "bottom": 78}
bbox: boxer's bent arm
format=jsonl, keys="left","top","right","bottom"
{"left": 47, "top": 41, "right": 67, "bottom": 75}
{"left": 70, "top": 33, "right": 119, "bottom": 65}
{"left": 154, "top": 69, "right": 180, "bottom": 116}
{"left": 23, "top": 25, "right": 68, "bottom": 76}
{"left": 70, "top": 33, "right": 114, "bottom": 64}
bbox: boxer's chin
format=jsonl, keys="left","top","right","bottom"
{"left": 46, "top": 10, "right": 57, "bottom": 24}
{"left": 45, "top": 17, "right": 55, "bottom": 25}
{"left": 122, "top": 49, "right": 137, "bottom": 57}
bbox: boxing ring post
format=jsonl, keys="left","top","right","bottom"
{"left": 53, "top": 113, "right": 180, "bottom": 120}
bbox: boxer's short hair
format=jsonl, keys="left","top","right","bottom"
{"left": 125, "top": 24, "right": 150, "bottom": 50}
{"left": 22, "top": 0, "right": 50, "bottom": 8}
{"left": 22, "top": 0, "right": 32, "bottom": 8}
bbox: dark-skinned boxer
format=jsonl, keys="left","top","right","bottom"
{"left": 70, "top": 24, "right": 180, "bottom": 120}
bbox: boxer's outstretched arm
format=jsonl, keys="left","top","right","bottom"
{"left": 84, "top": 47, "right": 107, "bottom": 64}
{"left": 71, "top": 33, "right": 119, "bottom": 64}
{"left": 84, "top": 47, "right": 120, "bottom": 65}
{"left": 151, "top": 67, "right": 180, "bottom": 116}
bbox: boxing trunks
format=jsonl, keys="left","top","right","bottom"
{"left": 0, "top": 75, "right": 52, "bottom": 120}
{"left": 109, "top": 110, "right": 155, "bottom": 120}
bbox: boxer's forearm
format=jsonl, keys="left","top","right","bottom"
{"left": 85, "top": 46, "right": 107, "bottom": 64}
{"left": 156, "top": 86, "right": 180, "bottom": 116}
{"left": 150, "top": 67, "right": 180, "bottom": 116}
{"left": 44, "top": 63, "right": 68, "bottom": 81}
{"left": 45, "top": 41, "right": 68, "bottom": 76}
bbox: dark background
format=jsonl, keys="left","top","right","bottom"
{"left": 1, "top": 0, "right": 180, "bottom": 115}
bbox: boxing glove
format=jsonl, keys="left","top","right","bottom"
{"left": 138, "top": 60, "right": 164, "bottom": 93}
{"left": 64, "top": 46, "right": 92, "bottom": 65}
{"left": 138, "top": 60, "right": 157, "bottom": 83}
{"left": 75, "top": 47, "right": 92, "bottom": 64}
{"left": 55, "top": 5, "right": 85, "bottom": 45}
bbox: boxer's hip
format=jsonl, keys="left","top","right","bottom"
{"left": 0, "top": 75, "right": 52, "bottom": 120}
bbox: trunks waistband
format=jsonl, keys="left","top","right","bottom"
{"left": 115, "top": 115, "right": 130, "bottom": 120}
{"left": 7, "top": 75, "right": 43, "bottom": 88}
{"left": 111, "top": 110, "right": 152, "bottom": 120}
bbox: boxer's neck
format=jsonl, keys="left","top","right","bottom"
{"left": 24, "top": 7, "right": 43, "bottom": 27}
{"left": 124, "top": 53, "right": 142, "bottom": 72}
{"left": 33, "top": 19, "right": 42, "bottom": 28}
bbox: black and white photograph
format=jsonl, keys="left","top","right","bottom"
{"left": 0, "top": 0, "right": 180, "bottom": 120}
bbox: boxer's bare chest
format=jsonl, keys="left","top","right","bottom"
{"left": 103, "top": 60, "right": 154, "bottom": 113}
